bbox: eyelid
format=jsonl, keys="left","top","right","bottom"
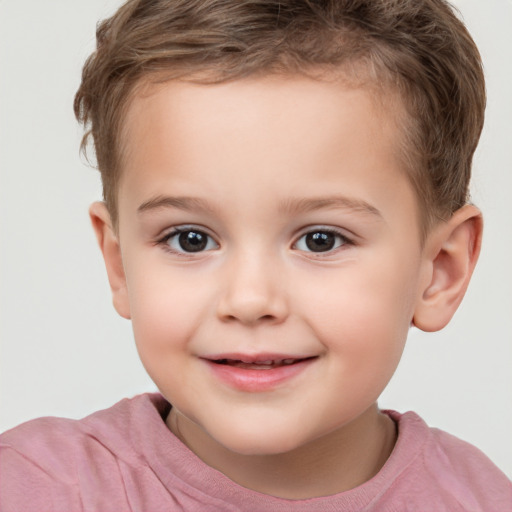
{"left": 154, "top": 224, "right": 355, "bottom": 257}
{"left": 292, "top": 226, "right": 355, "bottom": 254}
{"left": 156, "top": 224, "right": 220, "bottom": 256}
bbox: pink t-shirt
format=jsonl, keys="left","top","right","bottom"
{"left": 1, "top": 393, "right": 510, "bottom": 511}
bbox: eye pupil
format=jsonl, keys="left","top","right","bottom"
{"left": 178, "top": 231, "right": 207, "bottom": 252}
{"left": 305, "top": 232, "right": 335, "bottom": 252}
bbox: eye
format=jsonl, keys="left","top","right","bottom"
{"left": 294, "top": 229, "right": 350, "bottom": 253}
{"left": 162, "top": 228, "right": 218, "bottom": 254}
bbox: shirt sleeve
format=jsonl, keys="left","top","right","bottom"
{"left": 0, "top": 439, "right": 83, "bottom": 512}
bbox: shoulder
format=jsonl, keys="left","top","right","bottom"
{"left": 0, "top": 393, "right": 169, "bottom": 512}
{"left": 0, "top": 393, "right": 166, "bottom": 464}
{"left": 381, "top": 410, "right": 512, "bottom": 511}
{"left": 0, "top": 414, "right": 84, "bottom": 511}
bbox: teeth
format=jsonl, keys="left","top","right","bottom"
{"left": 214, "top": 357, "right": 306, "bottom": 367}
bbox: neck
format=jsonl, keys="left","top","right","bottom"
{"left": 167, "top": 404, "right": 397, "bottom": 499}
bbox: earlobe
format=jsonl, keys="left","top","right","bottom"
{"left": 89, "top": 202, "right": 131, "bottom": 319}
{"left": 413, "top": 205, "right": 482, "bottom": 332}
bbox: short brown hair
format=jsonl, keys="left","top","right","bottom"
{"left": 74, "top": 0, "right": 485, "bottom": 232}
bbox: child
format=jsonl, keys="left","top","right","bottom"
{"left": 1, "top": 0, "right": 511, "bottom": 510}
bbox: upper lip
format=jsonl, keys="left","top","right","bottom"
{"left": 201, "top": 353, "right": 317, "bottom": 364}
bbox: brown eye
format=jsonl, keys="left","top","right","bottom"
{"left": 295, "top": 229, "right": 349, "bottom": 253}
{"left": 164, "top": 228, "right": 218, "bottom": 253}
{"left": 178, "top": 231, "right": 208, "bottom": 252}
{"left": 305, "top": 232, "right": 336, "bottom": 252}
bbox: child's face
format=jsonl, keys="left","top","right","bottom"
{"left": 114, "top": 76, "right": 427, "bottom": 455}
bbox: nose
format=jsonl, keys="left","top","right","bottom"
{"left": 216, "top": 251, "right": 289, "bottom": 326}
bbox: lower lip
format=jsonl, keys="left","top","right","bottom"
{"left": 203, "top": 358, "right": 315, "bottom": 392}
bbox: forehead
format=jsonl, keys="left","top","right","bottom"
{"left": 117, "top": 75, "right": 418, "bottom": 231}
{"left": 121, "top": 74, "right": 404, "bottom": 171}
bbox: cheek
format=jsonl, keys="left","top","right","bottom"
{"left": 309, "top": 286, "right": 410, "bottom": 413}
{"left": 124, "top": 265, "right": 215, "bottom": 404}
{"left": 125, "top": 263, "right": 212, "bottom": 355}
{"left": 298, "top": 256, "right": 418, "bottom": 368}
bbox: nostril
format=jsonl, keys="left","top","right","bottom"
{"left": 222, "top": 313, "right": 278, "bottom": 324}
{"left": 216, "top": 289, "right": 289, "bottom": 325}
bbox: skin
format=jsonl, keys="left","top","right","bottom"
{"left": 91, "top": 76, "right": 482, "bottom": 499}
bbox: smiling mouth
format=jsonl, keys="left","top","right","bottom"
{"left": 204, "top": 355, "right": 318, "bottom": 391}
{"left": 211, "top": 357, "right": 316, "bottom": 370}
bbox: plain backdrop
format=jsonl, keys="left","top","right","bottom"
{"left": 1, "top": 0, "right": 511, "bottom": 479}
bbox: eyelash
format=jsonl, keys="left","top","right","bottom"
{"left": 156, "top": 226, "right": 218, "bottom": 257}
{"left": 156, "top": 226, "right": 354, "bottom": 256}
{"left": 293, "top": 227, "right": 354, "bottom": 256}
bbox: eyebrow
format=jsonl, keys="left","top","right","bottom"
{"left": 278, "top": 196, "right": 382, "bottom": 218}
{"left": 137, "top": 194, "right": 382, "bottom": 218}
{"left": 137, "top": 195, "right": 217, "bottom": 215}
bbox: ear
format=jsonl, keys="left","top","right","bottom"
{"left": 413, "top": 205, "right": 482, "bottom": 332}
{"left": 89, "top": 202, "right": 131, "bottom": 319}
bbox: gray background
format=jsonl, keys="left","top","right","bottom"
{"left": 1, "top": 0, "right": 511, "bottom": 478}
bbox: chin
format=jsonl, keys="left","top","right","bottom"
{"left": 225, "top": 438, "right": 302, "bottom": 457}
{"left": 212, "top": 424, "right": 310, "bottom": 457}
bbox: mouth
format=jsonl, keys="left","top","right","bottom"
{"left": 211, "top": 357, "right": 315, "bottom": 370}
{"left": 202, "top": 354, "right": 318, "bottom": 391}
